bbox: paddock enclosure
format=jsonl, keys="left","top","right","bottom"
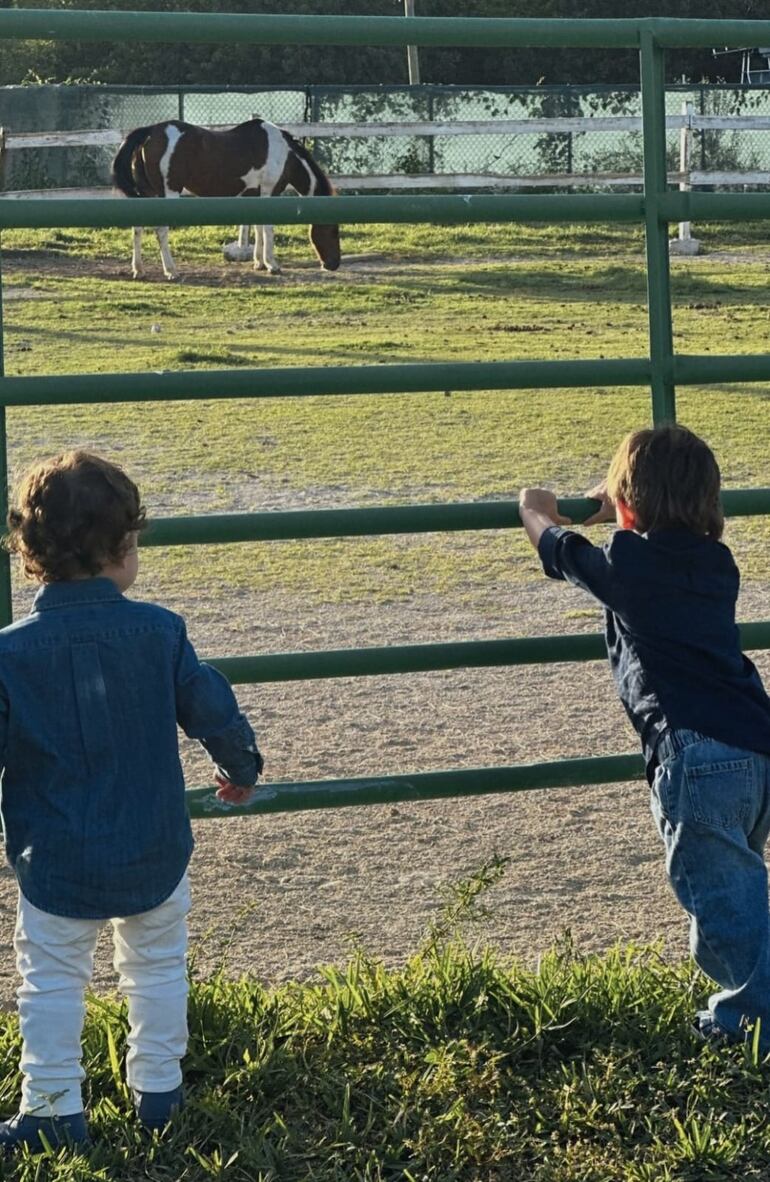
{"left": 2, "top": 12, "right": 770, "bottom": 986}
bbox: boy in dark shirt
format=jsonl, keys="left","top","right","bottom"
{"left": 519, "top": 424, "right": 770, "bottom": 1047}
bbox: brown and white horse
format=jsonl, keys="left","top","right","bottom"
{"left": 111, "top": 117, "right": 341, "bottom": 279}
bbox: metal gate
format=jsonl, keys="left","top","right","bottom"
{"left": 1, "top": 12, "right": 769, "bottom": 817}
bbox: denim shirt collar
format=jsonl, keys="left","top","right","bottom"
{"left": 32, "top": 577, "right": 124, "bottom": 613}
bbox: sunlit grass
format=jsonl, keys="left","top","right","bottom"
{"left": 3, "top": 220, "right": 770, "bottom": 605}
{"left": 0, "top": 859, "right": 765, "bottom": 1181}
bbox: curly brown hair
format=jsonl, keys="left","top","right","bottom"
{"left": 606, "top": 425, "right": 723, "bottom": 540}
{"left": 5, "top": 451, "right": 146, "bottom": 582}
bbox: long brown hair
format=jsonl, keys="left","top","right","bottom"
{"left": 606, "top": 425, "right": 723, "bottom": 539}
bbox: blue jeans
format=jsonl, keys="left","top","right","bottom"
{"left": 651, "top": 729, "right": 770, "bottom": 1043}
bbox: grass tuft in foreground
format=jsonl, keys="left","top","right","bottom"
{"left": 0, "top": 861, "right": 767, "bottom": 1180}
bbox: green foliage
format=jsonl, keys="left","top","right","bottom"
{"left": 0, "top": 0, "right": 766, "bottom": 86}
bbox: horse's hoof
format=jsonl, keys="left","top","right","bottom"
{"left": 253, "top": 262, "right": 267, "bottom": 272}
{"left": 132, "top": 271, "right": 143, "bottom": 280}
{"left": 164, "top": 272, "right": 178, "bottom": 282}
{"left": 266, "top": 266, "right": 282, "bottom": 276}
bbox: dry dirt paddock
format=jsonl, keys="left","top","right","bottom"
{"left": 0, "top": 573, "right": 767, "bottom": 1009}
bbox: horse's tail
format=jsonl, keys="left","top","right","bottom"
{"left": 111, "top": 125, "right": 158, "bottom": 197}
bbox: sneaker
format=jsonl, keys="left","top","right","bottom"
{"left": 692, "top": 1010, "right": 741, "bottom": 1046}
{"left": 0, "top": 1110, "right": 89, "bottom": 1152}
{"left": 133, "top": 1086, "right": 183, "bottom": 1131}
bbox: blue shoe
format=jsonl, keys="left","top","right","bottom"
{"left": 692, "top": 1010, "right": 741, "bottom": 1046}
{"left": 0, "top": 1110, "right": 88, "bottom": 1152}
{"left": 133, "top": 1086, "right": 183, "bottom": 1131}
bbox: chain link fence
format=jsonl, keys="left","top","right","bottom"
{"left": 3, "top": 82, "right": 770, "bottom": 192}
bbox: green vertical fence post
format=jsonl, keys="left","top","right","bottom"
{"left": 0, "top": 253, "right": 11, "bottom": 627}
{"left": 640, "top": 26, "right": 676, "bottom": 424}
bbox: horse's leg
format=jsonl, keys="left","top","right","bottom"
{"left": 254, "top": 225, "right": 267, "bottom": 272}
{"left": 153, "top": 189, "right": 179, "bottom": 280}
{"left": 258, "top": 224, "right": 280, "bottom": 275}
{"left": 251, "top": 180, "right": 282, "bottom": 274}
{"left": 237, "top": 225, "right": 250, "bottom": 250}
{"left": 239, "top": 187, "right": 273, "bottom": 274}
{"left": 131, "top": 226, "right": 144, "bottom": 280}
{"left": 153, "top": 225, "right": 177, "bottom": 280}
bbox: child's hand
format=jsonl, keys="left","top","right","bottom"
{"left": 518, "top": 488, "right": 571, "bottom": 525}
{"left": 214, "top": 772, "right": 257, "bottom": 806}
{"left": 583, "top": 481, "right": 616, "bottom": 526}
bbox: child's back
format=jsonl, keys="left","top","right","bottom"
{"left": 0, "top": 451, "right": 262, "bottom": 1152}
{"left": 539, "top": 515, "right": 770, "bottom": 775}
{"left": 0, "top": 583, "right": 256, "bottom": 918}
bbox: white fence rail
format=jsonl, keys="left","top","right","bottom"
{"left": 6, "top": 113, "right": 770, "bottom": 151}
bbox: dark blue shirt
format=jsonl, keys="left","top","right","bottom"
{"left": 0, "top": 578, "right": 263, "bottom": 919}
{"left": 538, "top": 525, "right": 770, "bottom": 780}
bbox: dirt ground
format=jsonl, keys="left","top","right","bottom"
{"left": 0, "top": 573, "right": 766, "bottom": 1009}
{"left": 1, "top": 249, "right": 769, "bottom": 1009}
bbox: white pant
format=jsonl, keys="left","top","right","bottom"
{"left": 14, "top": 875, "right": 191, "bottom": 1117}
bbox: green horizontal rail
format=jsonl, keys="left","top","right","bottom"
{"left": 6, "top": 354, "right": 770, "bottom": 411}
{"left": 142, "top": 499, "right": 529, "bottom": 546}
{"left": 5, "top": 190, "right": 770, "bottom": 233}
{"left": 0, "top": 12, "right": 644, "bottom": 49}
{"left": 661, "top": 193, "right": 770, "bottom": 222}
{"left": 0, "top": 193, "right": 645, "bottom": 232}
{"left": 141, "top": 489, "right": 770, "bottom": 548}
{"left": 0, "top": 359, "right": 652, "bottom": 408}
{"left": 3, "top": 354, "right": 770, "bottom": 411}
{"left": 185, "top": 753, "right": 647, "bottom": 819}
{"left": 207, "top": 620, "right": 770, "bottom": 685}
{"left": 718, "top": 488, "right": 770, "bottom": 518}
{"left": 650, "top": 18, "right": 770, "bottom": 48}
{"left": 211, "top": 635, "right": 607, "bottom": 683}
{"left": 674, "top": 355, "right": 770, "bottom": 385}
{"left": 2, "top": 11, "right": 770, "bottom": 51}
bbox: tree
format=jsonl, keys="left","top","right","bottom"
{"left": 0, "top": 0, "right": 765, "bottom": 86}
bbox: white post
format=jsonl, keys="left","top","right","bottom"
{"left": 404, "top": 0, "right": 420, "bottom": 85}
{"left": 671, "top": 100, "right": 700, "bottom": 255}
{"left": 679, "top": 101, "right": 692, "bottom": 242}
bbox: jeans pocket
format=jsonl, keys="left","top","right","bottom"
{"left": 684, "top": 758, "right": 754, "bottom": 830}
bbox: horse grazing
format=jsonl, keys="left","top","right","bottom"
{"left": 110, "top": 118, "right": 341, "bottom": 279}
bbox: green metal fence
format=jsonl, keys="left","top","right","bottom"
{"left": 1, "top": 12, "right": 770, "bottom": 819}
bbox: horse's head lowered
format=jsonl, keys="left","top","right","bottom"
{"left": 310, "top": 222, "right": 341, "bottom": 272}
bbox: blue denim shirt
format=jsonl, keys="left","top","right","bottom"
{"left": 539, "top": 525, "right": 770, "bottom": 780}
{"left": 0, "top": 578, "right": 262, "bottom": 919}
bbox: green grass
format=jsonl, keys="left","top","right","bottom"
{"left": 0, "top": 860, "right": 766, "bottom": 1181}
{"left": 5, "top": 217, "right": 770, "bottom": 266}
{"left": 4, "top": 220, "right": 770, "bottom": 602}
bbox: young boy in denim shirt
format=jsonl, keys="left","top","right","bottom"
{"left": 0, "top": 451, "right": 263, "bottom": 1151}
{"left": 519, "top": 424, "right": 770, "bottom": 1048}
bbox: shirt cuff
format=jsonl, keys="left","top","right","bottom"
{"left": 537, "top": 525, "right": 575, "bottom": 580}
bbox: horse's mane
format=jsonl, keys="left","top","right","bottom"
{"left": 285, "top": 132, "right": 335, "bottom": 196}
